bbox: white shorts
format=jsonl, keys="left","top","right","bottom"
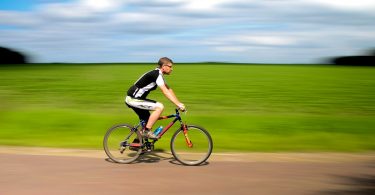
{"left": 125, "top": 96, "right": 164, "bottom": 111}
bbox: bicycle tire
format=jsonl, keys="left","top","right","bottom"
{"left": 103, "top": 124, "right": 143, "bottom": 164}
{"left": 170, "top": 125, "right": 213, "bottom": 166}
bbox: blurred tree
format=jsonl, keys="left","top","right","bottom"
{"left": 332, "top": 48, "right": 375, "bottom": 66}
{"left": 0, "top": 46, "right": 29, "bottom": 64}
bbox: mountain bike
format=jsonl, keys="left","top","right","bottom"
{"left": 103, "top": 109, "right": 213, "bottom": 166}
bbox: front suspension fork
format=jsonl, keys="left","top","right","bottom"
{"left": 182, "top": 124, "right": 193, "bottom": 148}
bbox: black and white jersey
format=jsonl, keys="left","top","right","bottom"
{"left": 127, "top": 68, "right": 166, "bottom": 99}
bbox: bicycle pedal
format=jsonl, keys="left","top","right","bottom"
{"left": 141, "top": 148, "right": 152, "bottom": 153}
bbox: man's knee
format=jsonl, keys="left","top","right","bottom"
{"left": 155, "top": 102, "right": 164, "bottom": 110}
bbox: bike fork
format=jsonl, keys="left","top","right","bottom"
{"left": 182, "top": 124, "right": 193, "bottom": 148}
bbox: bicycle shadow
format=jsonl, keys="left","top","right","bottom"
{"left": 136, "top": 149, "right": 173, "bottom": 164}
{"left": 136, "top": 150, "right": 209, "bottom": 166}
{"left": 105, "top": 149, "right": 210, "bottom": 166}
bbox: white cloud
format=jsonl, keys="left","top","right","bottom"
{"left": 113, "top": 12, "right": 164, "bottom": 23}
{"left": 37, "top": 2, "right": 93, "bottom": 19}
{"left": 79, "top": 0, "right": 125, "bottom": 11}
{"left": 0, "top": 11, "right": 40, "bottom": 26}
{"left": 239, "top": 35, "right": 296, "bottom": 46}
{"left": 304, "top": 0, "right": 375, "bottom": 11}
{"left": 36, "top": 0, "right": 126, "bottom": 19}
{"left": 182, "top": 0, "right": 227, "bottom": 11}
{"left": 215, "top": 46, "right": 248, "bottom": 53}
{"left": 0, "top": 0, "right": 374, "bottom": 63}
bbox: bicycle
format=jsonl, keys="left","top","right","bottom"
{"left": 103, "top": 109, "right": 213, "bottom": 166}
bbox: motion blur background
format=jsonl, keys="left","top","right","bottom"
{"left": 0, "top": 0, "right": 374, "bottom": 152}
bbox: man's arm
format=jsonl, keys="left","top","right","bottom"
{"left": 159, "top": 84, "right": 185, "bottom": 110}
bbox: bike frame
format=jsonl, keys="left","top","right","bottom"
{"left": 156, "top": 109, "right": 182, "bottom": 138}
{"left": 138, "top": 109, "right": 192, "bottom": 147}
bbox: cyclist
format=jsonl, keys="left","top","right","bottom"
{"left": 125, "top": 57, "right": 185, "bottom": 139}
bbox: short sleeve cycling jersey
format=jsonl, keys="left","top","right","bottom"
{"left": 127, "top": 68, "right": 166, "bottom": 99}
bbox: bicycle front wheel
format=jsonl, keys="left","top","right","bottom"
{"left": 171, "top": 125, "right": 213, "bottom": 166}
{"left": 103, "top": 124, "right": 142, "bottom": 164}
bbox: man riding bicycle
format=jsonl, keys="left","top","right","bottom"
{"left": 125, "top": 57, "right": 185, "bottom": 139}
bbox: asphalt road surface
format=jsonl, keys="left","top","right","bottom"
{"left": 0, "top": 148, "right": 374, "bottom": 195}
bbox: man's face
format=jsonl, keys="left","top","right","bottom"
{"left": 161, "top": 62, "right": 173, "bottom": 75}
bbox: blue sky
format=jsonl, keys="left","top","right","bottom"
{"left": 0, "top": 0, "right": 33, "bottom": 11}
{"left": 1, "top": 0, "right": 375, "bottom": 63}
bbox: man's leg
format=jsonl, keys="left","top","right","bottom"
{"left": 141, "top": 103, "right": 163, "bottom": 139}
{"left": 129, "top": 106, "right": 150, "bottom": 124}
{"left": 126, "top": 107, "right": 149, "bottom": 148}
{"left": 128, "top": 101, "right": 164, "bottom": 130}
{"left": 145, "top": 104, "right": 164, "bottom": 130}
{"left": 125, "top": 96, "right": 164, "bottom": 138}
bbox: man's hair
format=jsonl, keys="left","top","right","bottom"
{"left": 158, "top": 57, "right": 173, "bottom": 67}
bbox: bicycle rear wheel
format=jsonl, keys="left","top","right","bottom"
{"left": 103, "top": 124, "right": 142, "bottom": 164}
{"left": 171, "top": 125, "right": 213, "bottom": 166}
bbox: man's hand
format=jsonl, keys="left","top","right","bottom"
{"left": 177, "top": 103, "right": 186, "bottom": 112}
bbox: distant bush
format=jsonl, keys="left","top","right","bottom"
{"left": 0, "top": 46, "right": 29, "bottom": 64}
{"left": 331, "top": 49, "right": 375, "bottom": 66}
{"left": 332, "top": 56, "right": 375, "bottom": 66}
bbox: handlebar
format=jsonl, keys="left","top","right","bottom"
{"left": 176, "top": 107, "right": 187, "bottom": 113}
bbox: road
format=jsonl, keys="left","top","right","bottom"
{"left": 0, "top": 148, "right": 374, "bottom": 195}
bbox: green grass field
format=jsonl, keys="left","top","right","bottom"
{"left": 0, "top": 63, "right": 375, "bottom": 152}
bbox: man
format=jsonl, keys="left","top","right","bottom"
{"left": 125, "top": 57, "right": 185, "bottom": 139}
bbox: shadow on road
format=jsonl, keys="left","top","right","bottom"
{"left": 320, "top": 163, "right": 375, "bottom": 195}
{"left": 137, "top": 151, "right": 173, "bottom": 164}
{"left": 104, "top": 149, "right": 210, "bottom": 166}
{"left": 321, "top": 175, "right": 375, "bottom": 195}
{"left": 103, "top": 149, "right": 171, "bottom": 164}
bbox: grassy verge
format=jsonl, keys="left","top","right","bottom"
{"left": 0, "top": 64, "right": 374, "bottom": 152}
